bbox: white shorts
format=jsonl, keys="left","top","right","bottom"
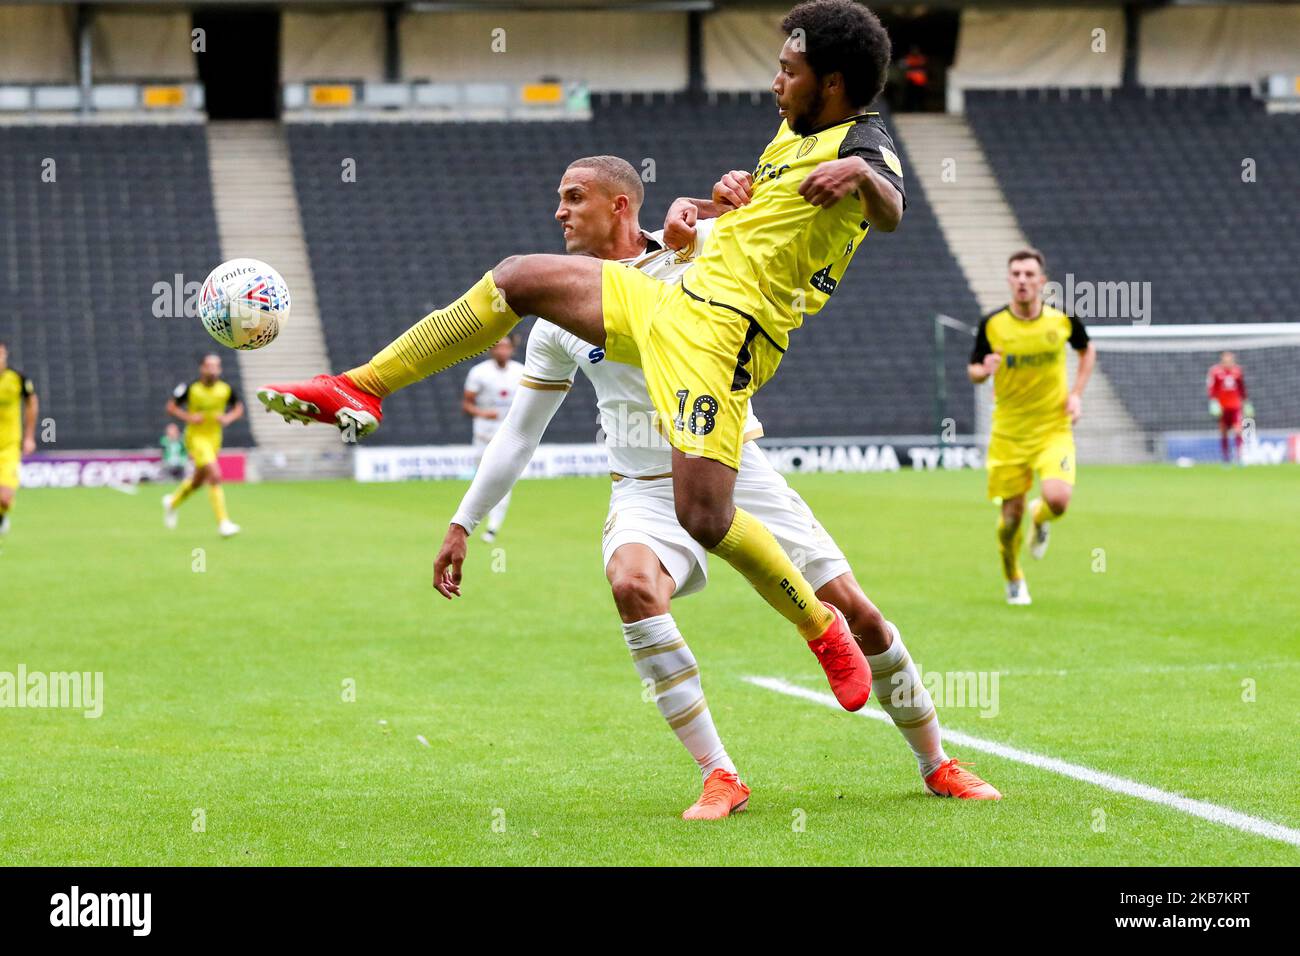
{"left": 601, "top": 442, "right": 852, "bottom": 599}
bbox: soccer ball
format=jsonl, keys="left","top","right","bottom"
{"left": 198, "top": 258, "right": 290, "bottom": 350}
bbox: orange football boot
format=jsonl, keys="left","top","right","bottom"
{"left": 925, "top": 759, "right": 1002, "bottom": 800}
{"left": 682, "top": 768, "right": 751, "bottom": 820}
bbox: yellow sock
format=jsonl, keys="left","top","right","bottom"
{"left": 207, "top": 485, "right": 229, "bottom": 523}
{"left": 1032, "top": 498, "right": 1063, "bottom": 525}
{"left": 169, "top": 477, "right": 197, "bottom": 508}
{"left": 997, "top": 513, "right": 1024, "bottom": 582}
{"left": 345, "top": 271, "right": 521, "bottom": 397}
{"left": 709, "top": 507, "right": 834, "bottom": 641}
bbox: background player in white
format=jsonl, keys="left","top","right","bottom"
{"left": 462, "top": 337, "right": 524, "bottom": 542}
{"left": 432, "top": 155, "right": 1000, "bottom": 819}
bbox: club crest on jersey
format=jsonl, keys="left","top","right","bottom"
{"left": 588, "top": 347, "right": 605, "bottom": 364}
{"left": 796, "top": 136, "right": 818, "bottom": 159}
{"left": 1046, "top": 330, "right": 1059, "bottom": 344}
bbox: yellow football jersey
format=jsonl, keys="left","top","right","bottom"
{"left": 0, "top": 367, "right": 36, "bottom": 451}
{"left": 971, "top": 304, "right": 1090, "bottom": 445}
{"left": 682, "top": 113, "right": 906, "bottom": 350}
{"left": 172, "top": 378, "right": 238, "bottom": 444}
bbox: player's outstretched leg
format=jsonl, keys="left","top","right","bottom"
{"left": 258, "top": 256, "right": 606, "bottom": 441}
{"left": 674, "top": 452, "right": 871, "bottom": 711}
{"left": 257, "top": 270, "right": 516, "bottom": 439}
{"left": 818, "top": 574, "right": 1001, "bottom": 800}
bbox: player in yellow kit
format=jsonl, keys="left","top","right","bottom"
{"left": 258, "top": 0, "right": 904, "bottom": 710}
{"left": 0, "top": 339, "right": 39, "bottom": 536}
{"left": 968, "top": 249, "right": 1096, "bottom": 605}
{"left": 162, "top": 353, "right": 245, "bottom": 537}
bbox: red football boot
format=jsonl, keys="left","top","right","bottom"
{"left": 807, "top": 602, "right": 872, "bottom": 711}
{"left": 257, "top": 373, "right": 383, "bottom": 441}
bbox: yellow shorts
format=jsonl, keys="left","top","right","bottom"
{"left": 601, "top": 261, "right": 783, "bottom": 470}
{"left": 185, "top": 433, "right": 221, "bottom": 469}
{"left": 0, "top": 448, "right": 19, "bottom": 489}
{"left": 986, "top": 429, "right": 1076, "bottom": 501}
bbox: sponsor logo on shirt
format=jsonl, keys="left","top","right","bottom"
{"left": 1005, "top": 351, "right": 1060, "bottom": 369}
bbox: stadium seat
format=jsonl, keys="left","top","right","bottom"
{"left": 0, "top": 124, "right": 248, "bottom": 450}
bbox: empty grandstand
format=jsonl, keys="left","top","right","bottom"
{"left": 0, "top": 123, "right": 246, "bottom": 450}
{"left": 0, "top": 0, "right": 1296, "bottom": 468}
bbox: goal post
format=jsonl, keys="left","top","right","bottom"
{"left": 933, "top": 317, "right": 1300, "bottom": 465}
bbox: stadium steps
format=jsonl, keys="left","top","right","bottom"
{"left": 893, "top": 114, "right": 1146, "bottom": 464}
{"left": 206, "top": 120, "right": 349, "bottom": 479}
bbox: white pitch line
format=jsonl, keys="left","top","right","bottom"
{"left": 744, "top": 675, "right": 1300, "bottom": 849}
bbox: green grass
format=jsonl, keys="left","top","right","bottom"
{"left": 2, "top": 464, "right": 1297, "bottom": 865}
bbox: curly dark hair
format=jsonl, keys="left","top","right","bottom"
{"left": 781, "top": 0, "right": 892, "bottom": 108}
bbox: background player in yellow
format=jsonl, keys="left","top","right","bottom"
{"left": 163, "top": 353, "right": 245, "bottom": 538}
{"left": 0, "top": 339, "right": 39, "bottom": 536}
{"left": 968, "top": 249, "right": 1096, "bottom": 605}
{"left": 258, "top": 0, "right": 905, "bottom": 710}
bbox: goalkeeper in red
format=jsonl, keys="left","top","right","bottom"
{"left": 258, "top": 0, "right": 906, "bottom": 711}
{"left": 1206, "top": 351, "right": 1250, "bottom": 464}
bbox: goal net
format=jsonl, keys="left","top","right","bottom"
{"left": 933, "top": 318, "right": 1300, "bottom": 466}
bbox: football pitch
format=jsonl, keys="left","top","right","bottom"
{"left": 2, "top": 465, "right": 1297, "bottom": 866}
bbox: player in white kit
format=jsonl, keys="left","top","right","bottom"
{"left": 433, "top": 156, "right": 999, "bottom": 818}
{"left": 462, "top": 338, "right": 525, "bottom": 541}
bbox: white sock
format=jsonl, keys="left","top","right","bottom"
{"left": 868, "top": 622, "right": 948, "bottom": 778}
{"left": 623, "top": 613, "right": 735, "bottom": 779}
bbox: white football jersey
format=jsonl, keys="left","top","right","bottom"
{"left": 522, "top": 222, "right": 762, "bottom": 477}
{"left": 464, "top": 358, "right": 525, "bottom": 443}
